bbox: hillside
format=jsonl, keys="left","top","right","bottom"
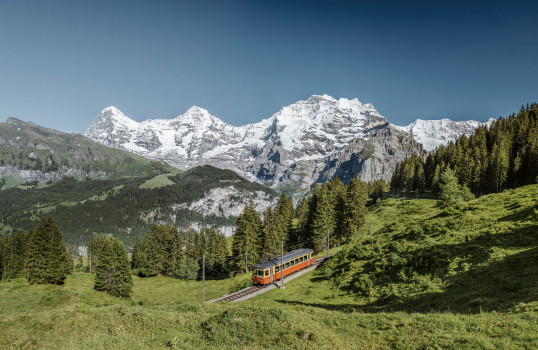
{"left": 323, "top": 184, "right": 538, "bottom": 313}
{"left": 0, "top": 186, "right": 536, "bottom": 349}
{"left": 0, "top": 117, "right": 175, "bottom": 185}
{"left": 0, "top": 165, "right": 278, "bottom": 247}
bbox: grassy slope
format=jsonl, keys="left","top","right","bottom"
{"left": 324, "top": 184, "right": 538, "bottom": 313}
{"left": 0, "top": 117, "right": 175, "bottom": 183}
{"left": 0, "top": 186, "right": 537, "bottom": 349}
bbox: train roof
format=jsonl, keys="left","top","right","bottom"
{"left": 253, "top": 248, "right": 313, "bottom": 270}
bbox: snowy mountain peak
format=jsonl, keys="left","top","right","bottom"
{"left": 96, "top": 106, "right": 136, "bottom": 125}
{"left": 395, "top": 118, "right": 495, "bottom": 152}
{"left": 183, "top": 106, "right": 211, "bottom": 116}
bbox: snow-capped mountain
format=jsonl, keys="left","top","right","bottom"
{"left": 395, "top": 118, "right": 495, "bottom": 152}
{"left": 86, "top": 95, "right": 489, "bottom": 197}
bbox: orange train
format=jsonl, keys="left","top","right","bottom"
{"left": 252, "top": 248, "right": 314, "bottom": 285}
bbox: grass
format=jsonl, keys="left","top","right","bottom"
{"left": 325, "top": 185, "right": 538, "bottom": 314}
{"left": 1, "top": 185, "right": 537, "bottom": 349}
{"left": 139, "top": 173, "right": 177, "bottom": 189}
{"left": 1, "top": 269, "right": 535, "bottom": 349}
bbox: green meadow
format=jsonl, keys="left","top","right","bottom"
{"left": 1, "top": 185, "right": 537, "bottom": 349}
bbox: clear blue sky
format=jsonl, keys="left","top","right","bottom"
{"left": 1, "top": 0, "right": 537, "bottom": 133}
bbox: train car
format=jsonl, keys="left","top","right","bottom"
{"left": 252, "top": 248, "right": 314, "bottom": 285}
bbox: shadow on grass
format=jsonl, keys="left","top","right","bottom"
{"left": 277, "top": 247, "right": 537, "bottom": 314}
{"left": 364, "top": 246, "right": 538, "bottom": 314}
{"left": 290, "top": 222, "right": 538, "bottom": 315}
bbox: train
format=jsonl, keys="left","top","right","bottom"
{"left": 252, "top": 248, "right": 314, "bottom": 285}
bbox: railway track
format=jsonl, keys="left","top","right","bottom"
{"left": 209, "top": 256, "right": 330, "bottom": 303}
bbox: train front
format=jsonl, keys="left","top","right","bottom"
{"left": 252, "top": 260, "right": 273, "bottom": 285}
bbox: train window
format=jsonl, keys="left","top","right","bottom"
{"left": 295, "top": 258, "right": 299, "bottom": 264}
{"left": 265, "top": 270, "right": 269, "bottom": 277}
{"left": 285, "top": 262, "right": 289, "bottom": 269}
{"left": 275, "top": 266, "right": 280, "bottom": 273}
{"left": 256, "top": 270, "right": 264, "bottom": 277}
{"left": 290, "top": 260, "right": 294, "bottom": 266}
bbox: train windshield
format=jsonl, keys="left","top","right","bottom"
{"left": 256, "top": 270, "right": 264, "bottom": 277}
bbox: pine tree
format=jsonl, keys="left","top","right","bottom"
{"left": 142, "top": 225, "right": 164, "bottom": 276}
{"left": 310, "top": 184, "right": 334, "bottom": 253}
{"left": 0, "top": 232, "right": 29, "bottom": 279}
{"left": 275, "top": 193, "right": 295, "bottom": 244}
{"left": 342, "top": 177, "right": 368, "bottom": 241}
{"left": 94, "top": 236, "right": 133, "bottom": 298}
{"left": 25, "top": 217, "right": 67, "bottom": 285}
{"left": 231, "top": 199, "right": 261, "bottom": 273}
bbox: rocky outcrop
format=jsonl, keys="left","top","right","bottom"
{"left": 0, "top": 165, "right": 107, "bottom": 183}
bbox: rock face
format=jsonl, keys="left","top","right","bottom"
{"left": 85, "top": 95, "right": 488, "bottom": 197}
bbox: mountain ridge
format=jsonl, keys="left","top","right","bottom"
{"left": 86, "top": 95, "right": 431, "bottom": 196}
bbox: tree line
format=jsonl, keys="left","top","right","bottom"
{"left": 231, "top": 177, "right": 374, "bottom": 273}
{"left": 0, "top": 217, "right": 73, "bottom": 284}
{"left": 391, "top": 103, "right": 538, "bottom": 195}
{"left": 0, "top": 217, "right": 132, "bottom": 298}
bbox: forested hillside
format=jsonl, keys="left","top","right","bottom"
{"left": 391, "top": 103, "right": 538, "bottom": 194}
{"left": 230, "top": 176, "right": 387, "bottom": 273}
{"left": 0, "top": 165, "right": 278, "bottom": 247}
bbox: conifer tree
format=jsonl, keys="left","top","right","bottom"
{"left": 310, "top": 184, "right": 334, "bottom": 253}
{"left": 293, "top": 196, "right": 310, "bottom": 244}
{"left": 94, "top": 236, "right": 133, "bottom": 298}
{"left": 232, "top": 199, "right": 261, "bottom": 272}
{"left": 25, "top": 217, "right": 67, "bottom": 285}
{"left": 261, "top": 207, "right": 282, "bottom": 256}
{"left": 0, "top": 232, "right": 29, "bottom": 279}
{"left": 341, "top": 177, "right": 368, "bottom": 241}
{"left": 439, "top": 168, "right": 474, "bottom": 207}
{"left": 275, "top": 193, "right": 295, "bottom": 243}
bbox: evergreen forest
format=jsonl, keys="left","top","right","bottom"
{"left": 391, "top": 103, "right": 538, "bottom": 195}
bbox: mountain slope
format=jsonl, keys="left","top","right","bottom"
{"left": 395, "top": 118, "right": 495, "bottom": 151}
{"left": 0, "top": 117, "right": 175, "bottom": 185}
{"left": 86, "top": 95, "right": 424, "bottom": 196}
{"left": 0, "top": 165, "right": 278, "bottom": 246}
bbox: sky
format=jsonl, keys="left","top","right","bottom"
{"left": 0, "top": 0, "right": 537, "bottom": 133}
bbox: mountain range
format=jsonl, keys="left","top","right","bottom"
{"left": 0, "top": 118, "right": 278, "bottom": 241}
{"left": 86, "top": 94, "right": 493, "bottom": 196}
